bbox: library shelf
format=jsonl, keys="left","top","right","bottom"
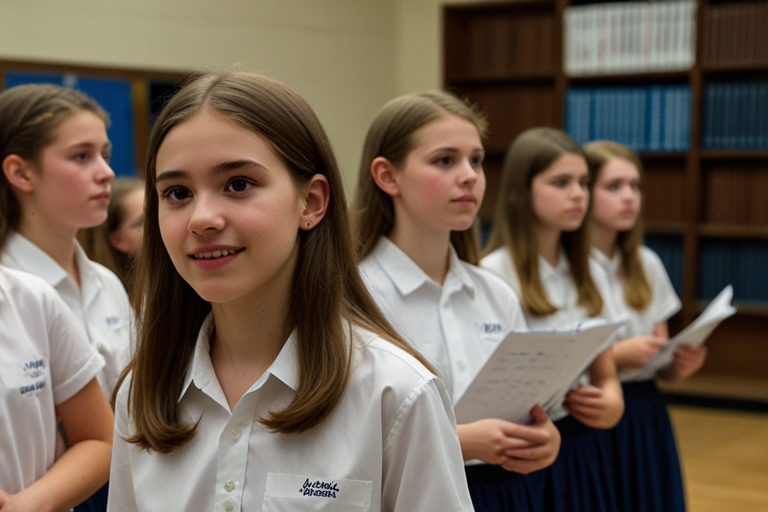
{"left": 444, "top": 0, "right": 768, "bottom": 388}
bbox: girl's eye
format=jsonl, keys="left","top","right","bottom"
{"left": 227, "top": 178, "right": 252, "bottom": 193}
{"left": 74, "top": 153, "right": 89, "bottom": 162}
{"left": 631, "top": 180, "right": 641, "bottom": 191}
{"left": 102, "top": 150, "right": 112, "bottom": 163}
{"left": 579, "top": 177, "right": 590, "bottom": 188}
{"left": 607, "top": 181, "right": 622, "bottom": 191}
{"left": 553, "top": 179, "right": 569, "bottom": 187}
{"left": 164, "top": 187, "right": 190, "bottom": 202}
{"left": 435, "top": 156, "right": 453, "bottom": 166}
{"left": 470, "top": 155, "right": 484, "bottom": 166}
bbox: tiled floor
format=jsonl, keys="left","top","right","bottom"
{"left": 670, "top": 405, "right": 768, "bottom": 512}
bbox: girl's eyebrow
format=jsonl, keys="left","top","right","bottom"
{"left": 156, "top": 160, "right": 267, "bottom": 184}
{"left": 67, "top": 141, "right": 112, "bottom": 151}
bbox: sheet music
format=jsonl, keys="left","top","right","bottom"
{"left": 620, "top": 285, "right": 736, "bottom": 381}
{"left": 453, "top": 322, "right": 624, "bottom": 425}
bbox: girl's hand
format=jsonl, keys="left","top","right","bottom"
{"left": 613, "top": 335, "right": 667, "bottom": 369}
{"left": 0, "top": 490, "right": 46, "bottom": 512}
{"left": 457, "top": 406, "right": 561, "bottom": 474}
{"left": 499, "top": 405, "right": 561, "bottom": 474}
{"left": 563, "top": 383, "right": 623, "bottom": 429}
{"left": 660, "top": 344, "right": 708, "bottom": 383}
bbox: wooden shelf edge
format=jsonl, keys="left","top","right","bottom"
{"left": 645, "top": 222, "right": 687, "bottom": 235}
{"left": 700, "top": 149, "right": 768, "bottom": 160}
{"left": 566, "top": 70, "right": 690, "bottom": 85}
{"left": 692, "top": 301, "right": 768, "bottom": 317}
{"left": 698, "top": 224, "right": 768, "bottom": 239}
{"left": 701, "top": 62, "right": 768, "bottom": 74}
{"left": 447, "top": 72, "right": 557, "bottom": 87}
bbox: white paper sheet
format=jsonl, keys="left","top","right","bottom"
{"left": 453, "top": 322, "right": 625, "bottom": 425}
{"left": 620, "top": 285, "right": 736, "bottom": 381}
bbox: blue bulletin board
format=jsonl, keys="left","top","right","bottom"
{"left": 4, "top": 72, "right": 137, "bottom": 177}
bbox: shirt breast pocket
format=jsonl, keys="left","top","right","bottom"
{"left": 263, "top": 473, "right": 372, "bottom": 512}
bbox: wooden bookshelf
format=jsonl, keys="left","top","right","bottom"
{"left": 444, "top": 0, "right": 768, "bottom": 388}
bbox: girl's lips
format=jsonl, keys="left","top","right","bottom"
{"left": 189, "top": 247, "right": 244, "bottom": 270}
{"left": 92, "top": 191, "right": 110, "bottom": 203}
{"left": 452, "top": 195, "right": 477, "bottom": 204}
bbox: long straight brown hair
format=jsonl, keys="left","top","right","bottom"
{"left": 119, "top": 71, "right": 434, "bottom": 454}
{"left": 351, "top": 91, "right": 487, "bottom": 264}
{"left": 584, "top": 140, "right": 652, "bottom": 311}
{"left": 0, "top": 84, "right": 108, "bottom": 252}
{"left": 484, "top": 127, "right": 603, "bottom": 317}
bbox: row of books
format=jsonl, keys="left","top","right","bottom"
{"left": 563, "top": 0, "right": 696, "bottom": 77}
{"left": 565, "top": 85, "right": 691, "bottom": 152}
{"left": 703, "top": 82, "right": 768, "bottom": 150}
{"left": 702, "top": 1, "right": 768, "bottom": 66}
{"left": 698, "top": 239, "right": 768, "bottom": 304}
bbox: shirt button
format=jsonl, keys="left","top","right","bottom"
{"left": 457, "top": 361, "right": 467, "bottom": 370}
{"left": 224, "top": 479, "right": 235, "bottom": 492}
{"left": 230, "top": 427, "right": 241, "bottom": 439}
{"left": 96, "top": 343, "right": 106, "bottom": 354}
{"left": 223, "top": 500, "right": 234, "bottom": 511}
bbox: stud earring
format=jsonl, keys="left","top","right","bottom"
{"left": 305, "top": 222, "right": 311, "bottom": 227}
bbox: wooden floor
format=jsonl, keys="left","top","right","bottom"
{"left": 669, "top": 405, "right": 768, "bottom": 512}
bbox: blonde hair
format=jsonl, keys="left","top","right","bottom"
{"left": 584, "top": 140, "right": 651, "bottom": 311}
{"left": 484, "top": 127, "right": 603, "bottom": 317}
{"left": 351, "top": 91, "right": 487, "bottom": 264}
{"left": 119, "top": 71, "right": 434, "bottom": 453}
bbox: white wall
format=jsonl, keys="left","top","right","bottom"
{"left": 0, "top": 0, "right": 398, "bottom": 190}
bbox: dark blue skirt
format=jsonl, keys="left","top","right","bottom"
{"left": 465, "top": 462, "right": 547, "bottom": 512}
{"left": 545, "top": 416, "right": 619, "bottom": 512}
{"left": 611, "top": 380, "right": 685, "bottom": 512}
{"left": 74, "top": 481, "right": 109, "bottom": 512}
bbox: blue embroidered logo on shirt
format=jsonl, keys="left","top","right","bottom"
{"left": 23, "top": 359, "right": 45, "bottom": 379}
{"left": 480, "top": 323, "right": 503, "bottom": 334}
{"left": 20, "top": 380, "right": 45, "bottom": 395}
{"left": 299, "top": 478, "right": 339, "bottom": 498}
{"left": 106, "top": 316, "right": 120, "bottom": 326}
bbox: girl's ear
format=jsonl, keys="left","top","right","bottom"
{"left": 2, "top": 155, "right": 35, "bottom": 193}
{"left": 370, "top": 156, "right": 400, "bottom": 198}
{"left": 299, "top": 174, "right": 330, "bottom": 231}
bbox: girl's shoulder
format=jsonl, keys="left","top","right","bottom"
{"left": 479, "top": 247, "right": 520, "bottom": 290}
{"left": 350, "top": 324, "right": 438, "bottom": 385}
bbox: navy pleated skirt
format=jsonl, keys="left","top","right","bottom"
{"left": 610, "top": 379, "right": 686, "bottom": 512}
{"left": 545, "top": 416, "right": 619, "bottom": 512}
{"left": 74, "top": 481, "right": 109, "bottom": 512}
{"left": 465, "top": 463, "right": 547, "bottom": 512}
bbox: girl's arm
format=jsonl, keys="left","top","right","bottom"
{"left": 1, "top": 379, "right": 113, "bottom": 512}
{"left": 613, "top": 319, "right": 669, "bottom": 370}
{"left": 457, "top": 404, "right": 560, "bottom": 474}
{"left": 563, "top": 348, "right": 624, "bottom": 429}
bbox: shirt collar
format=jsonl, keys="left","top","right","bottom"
{"left": 371, "top": 236, "right": 475, "bottom": 297}
{"left": 3, "top": 232, "right": 68, "bottom": 287}
{"left": 590, "top": 247, "right": 621, "bottom": 275}
{"left": 179, "top": 312, "right": 299, "bottom": 403}
{"left": 539, "top": 247, "right": 570, "bottom": 281}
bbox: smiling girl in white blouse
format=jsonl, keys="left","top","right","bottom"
{"left": 106, "top": 72, "right": 472, "bottom": 512}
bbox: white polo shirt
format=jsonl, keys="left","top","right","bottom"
{"left": 359, "top": 236, "right": 527, "bottom": 403}
{"left": 2, "top": 232, "right": 132, "bottom": 399}
{"left": 591, "top": 246, "right": 681, "bottom": 382}
{"left": 108, "top": 315, "right": 474, "bottom": 512}
{"left": 0, "top": 266, "right": 104, "bottom": 494}
{"left": 481, "top": 246, "right": 617, "bottom": 419}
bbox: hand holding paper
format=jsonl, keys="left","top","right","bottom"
{"left": 620, "top": 285, "right": 735, "bottom": 381}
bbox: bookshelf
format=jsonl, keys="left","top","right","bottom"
{"left": 444, "top": 0, "right": 768, "bottom": 388}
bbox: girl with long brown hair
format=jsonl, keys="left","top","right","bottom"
{"left": 0, "top": 83, "right": 132, "bottom": 512}
{"left": 352, "top": 92, "right": 560, "bottom": 512}
{"left": 107, "top": 71, "right": 472, "bottom": 512}
{"left": 482, "top": 128, "right": 624, "bottom": 512}
{"left": 585, "top": 140, "right": 707, "bottom": 512}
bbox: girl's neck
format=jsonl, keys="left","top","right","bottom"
{"left": 535, "top": 224, "right": 562, "bottom": 268}
{"left": 209, "top": 271, "right": 293, "bottom": 409}
{"left": 16, "top": 217, "right": 80, "bottom": 286}
{"left": 388, "top": 220, "right": 451, "bottom": 286}
{"left": 591, "top": 223, "right": 618, "bottom": 260}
